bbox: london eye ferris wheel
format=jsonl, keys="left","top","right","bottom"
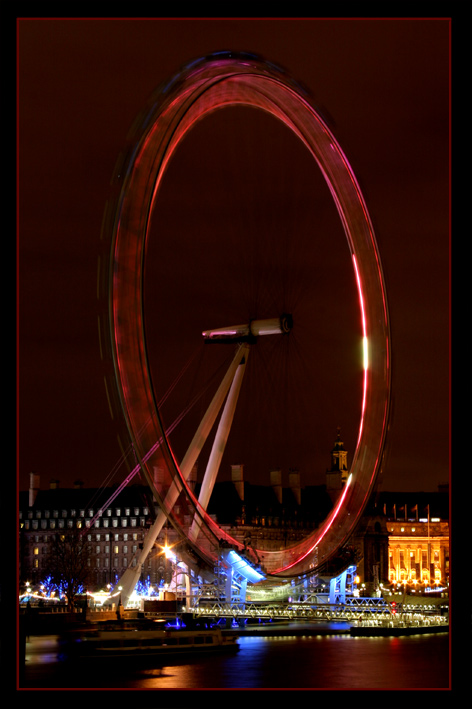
{"left": 98, "top": 52, "right": 391, "bottom": 591}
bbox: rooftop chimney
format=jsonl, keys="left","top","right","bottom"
{"left": 49, "top": 479, "right": 59, "bottom": 490}
{"left": 29, "top": 472, "right": 40, "bottom": 507}
{"left": 270, "top": 469, "right": 283, "bottom": 504}
{"left": 289, "top": 469, "right": 301, "bottom": 506}
{"left": 231, "top": 464, "right": 244, "bottom": 501}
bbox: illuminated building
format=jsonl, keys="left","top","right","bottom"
{"left": 380, "top": 491, "right": 449, "bottom": 588}
{"left": 19, "top": 475, "right": 158, "bottom": 588}
{"left": 19, "top": 451, "right": 449, "bottom": 596}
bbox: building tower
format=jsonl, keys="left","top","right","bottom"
{"left": 326, "top": 428, "right": 349, "bottom": 502}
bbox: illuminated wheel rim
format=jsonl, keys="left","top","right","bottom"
{"left": 101, "top": 52, "right": 391, "bottom": 578}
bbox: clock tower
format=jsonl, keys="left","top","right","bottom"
{"left": 326, "top": 428, "right": 349, "bottom": 501}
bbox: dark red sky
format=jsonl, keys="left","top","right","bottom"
{"left": 18, "top": 18, "right": 450, "bottom": 495}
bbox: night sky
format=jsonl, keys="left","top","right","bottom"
{"left": 18, "top": 18, "right": 450, "bottom": 496}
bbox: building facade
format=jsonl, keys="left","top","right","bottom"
{"left": 19, "top": 475, "right": 165, "bottom": 589}
{"left": 19, "top": 438, "right": 449, "bottom": 595}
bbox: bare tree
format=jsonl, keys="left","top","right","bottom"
{"left": 46, "top": 529, "right": 93, "bottom": 611}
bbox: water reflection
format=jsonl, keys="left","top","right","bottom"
{"left": 21, "top": 633, "right": 449, "bottom": 690}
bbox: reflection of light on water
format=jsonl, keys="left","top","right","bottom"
{"left": 25, "top": 636, "right": 61, "bottom": 665}
{"left": 21, "top": 633, "right": 449, "bottom": 690}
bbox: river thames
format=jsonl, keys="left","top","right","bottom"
{"left": 19, "top": 623, "right": 450, "bottom": 691}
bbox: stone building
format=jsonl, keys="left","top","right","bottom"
{"left": 19, "top": 474, "right": 162, "bottom": 589}
{"left": 19, "top": 435, "right": 449, "bottom": 596}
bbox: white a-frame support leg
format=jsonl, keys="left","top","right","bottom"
{"left": 188, "top": 345, "right": 249, "bottom": 543}
{"left": 116, "top": 343, "right": 249, "bottom": 608}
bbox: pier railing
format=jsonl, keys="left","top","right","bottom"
{"left": 189, "top": 597, "right": 446, "bottom": 622}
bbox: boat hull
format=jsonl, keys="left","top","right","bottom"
{"left": 63, "top": 626, "right": 239, "bottom": 661}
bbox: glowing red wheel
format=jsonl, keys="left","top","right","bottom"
{"left": 100, "top": 52, "right": 391, "bottom": 578}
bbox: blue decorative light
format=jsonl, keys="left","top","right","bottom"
{"left": 224, "top": 549, "right": 265, "bottom": 583}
